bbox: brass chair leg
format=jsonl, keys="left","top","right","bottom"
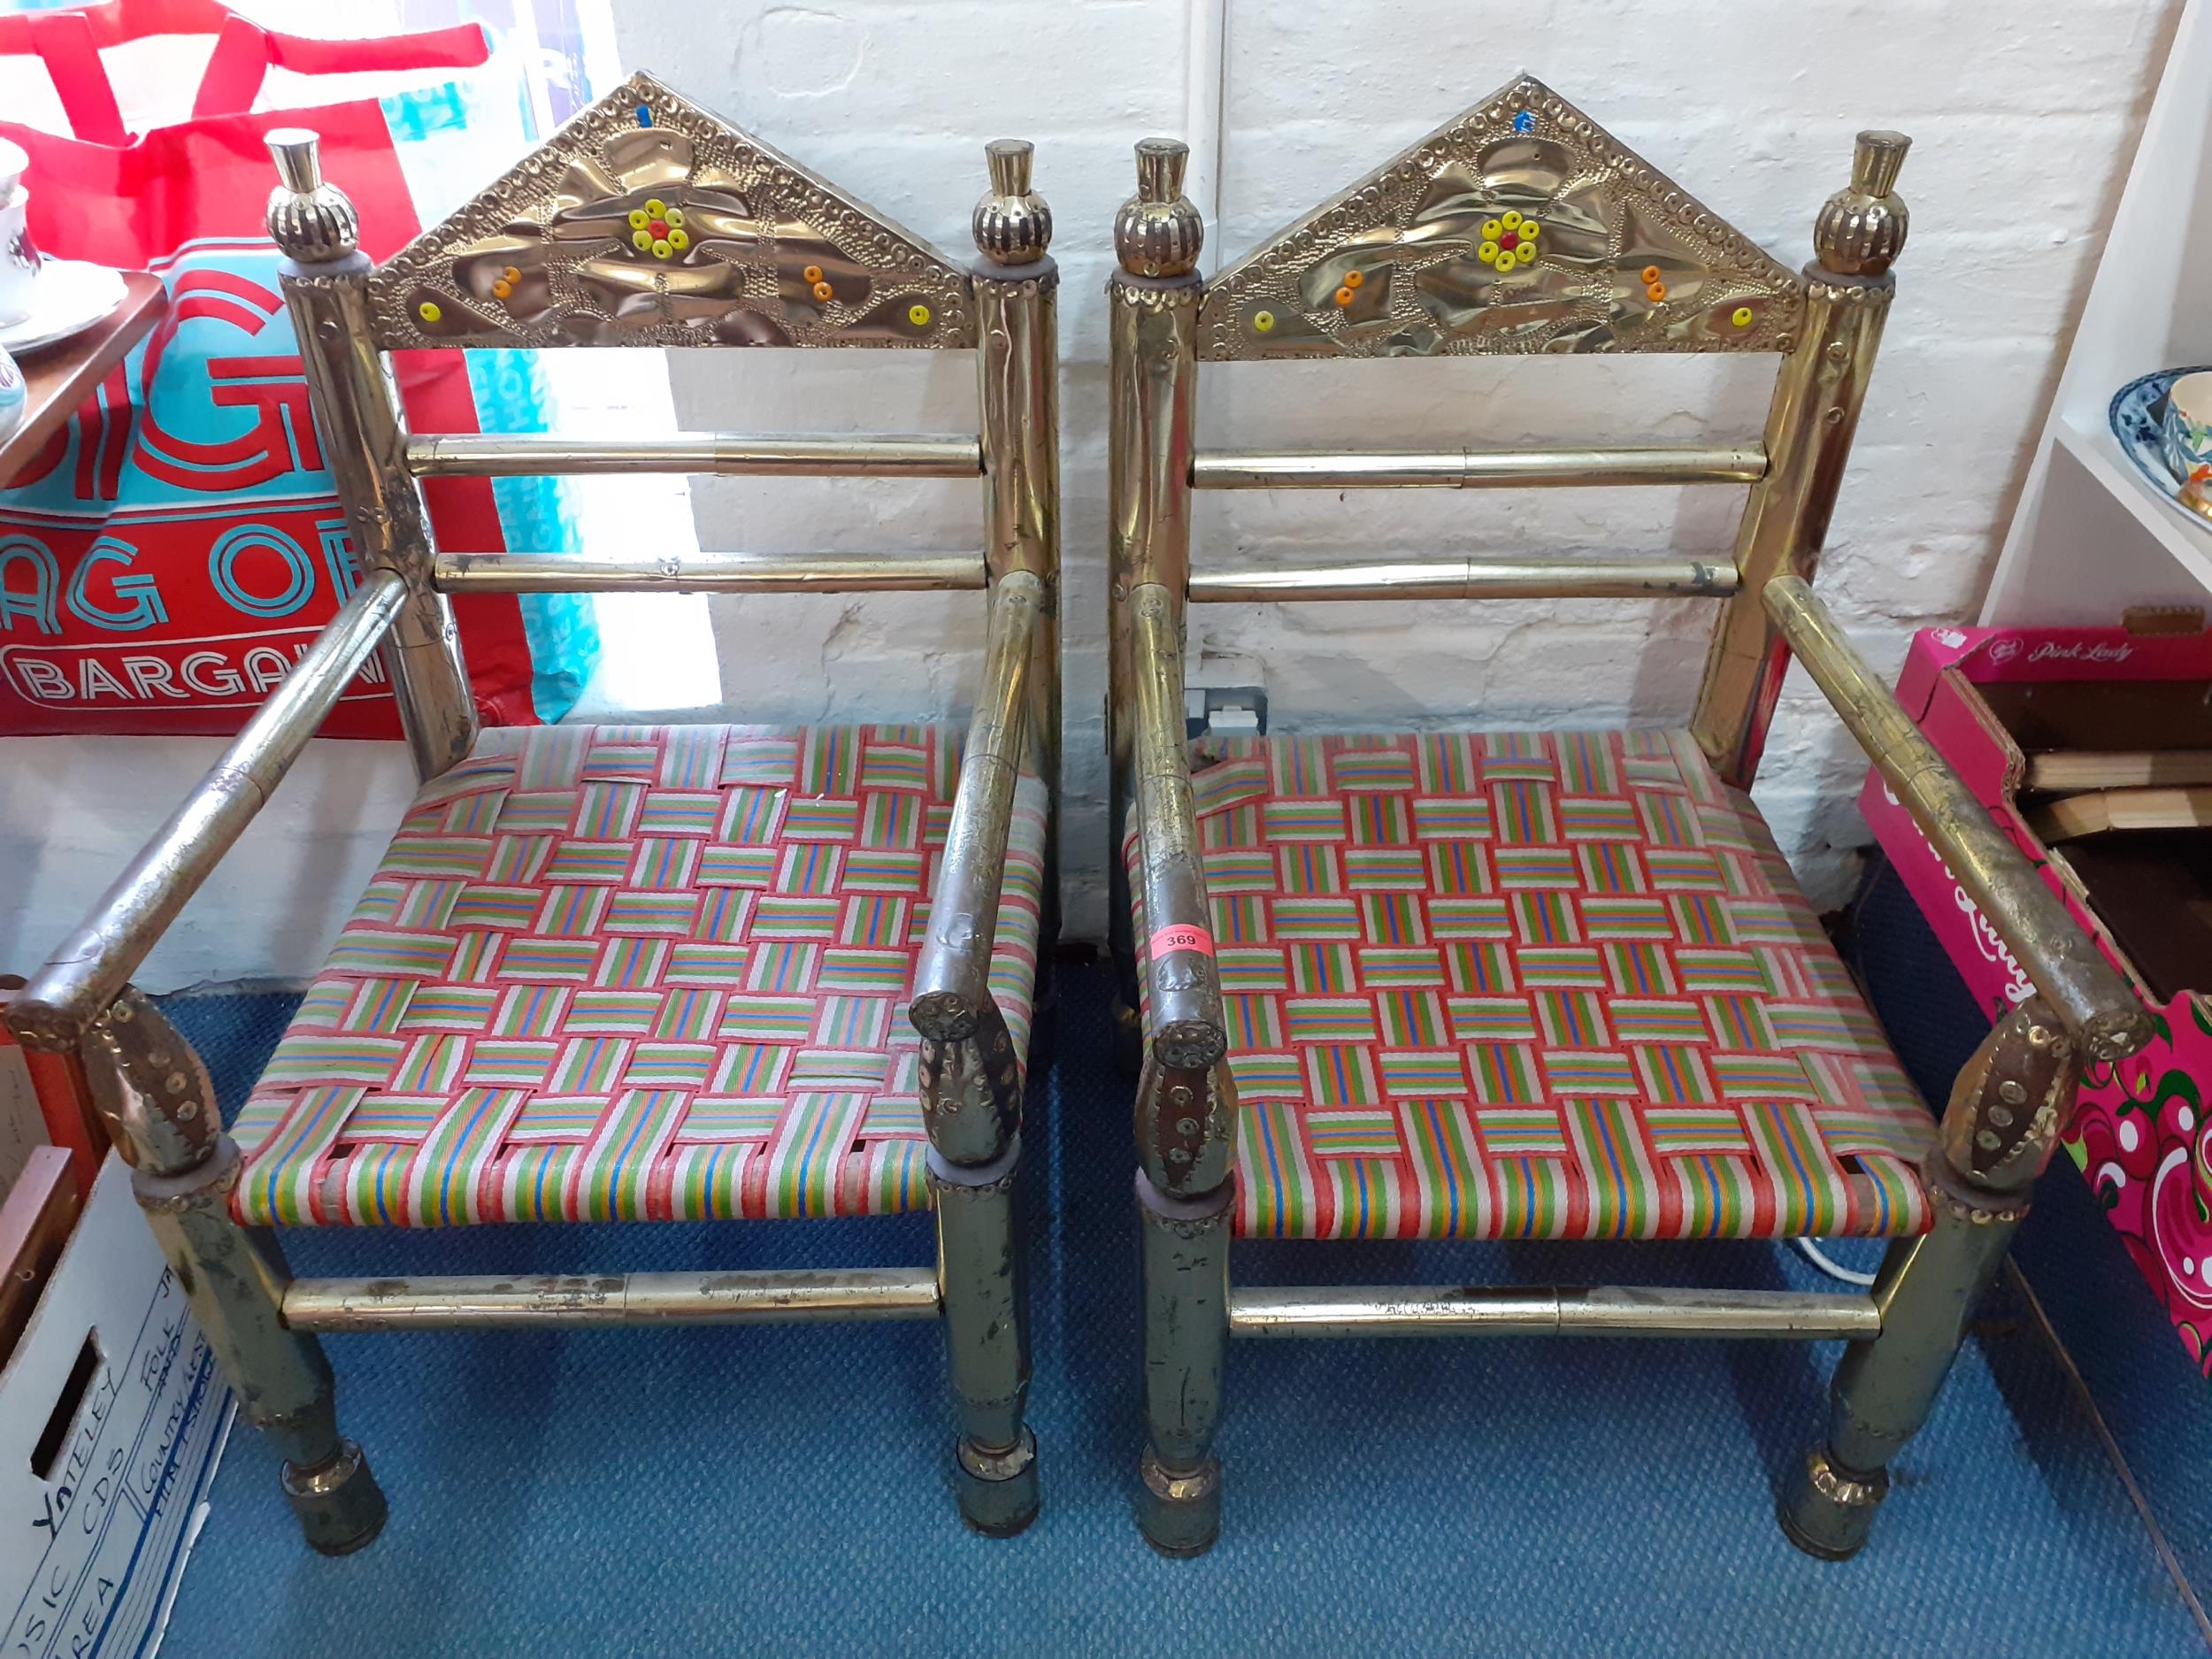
{"left": 86, "top": 989, "right": 386, "bottom": 1555}
{"left": 1136, "top": 1172, "right": 1229, "bottom": 1556}
{"left": 931, "top": 1139, "right": 1038, "bottom": 1536}
{"left": 1779, "top": 1202, "right": 2016, "bottom": 1559}
{"left": 1782, "top": 995, "right": 2076, "bottom": 1560}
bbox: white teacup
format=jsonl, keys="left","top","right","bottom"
{"left": 0, "top": 185, "right": 42, "bottom": 328}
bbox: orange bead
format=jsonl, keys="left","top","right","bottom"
{"left": 491, "top": 280, "right": 512, "bottom": 300}
{"left": 1343, "top": 270, "right": 1363, "bottom": 289}
{"left": 803, "top": 265, "right": 825, "bottom": 284}
{"left": 1641, "top": 265, "right": 1662, "bottom": 283}
{"left": 503, "top": 265, "right": 520, "bottom": 284}
{"left": 812, "top": 280, "right": 834, "bottom": 302}
{"left": 1646, "top": 280, "right": 1667, "bottom": 302}
{"left": 1334, "top": 286, "right": 1356, "bottom": 307}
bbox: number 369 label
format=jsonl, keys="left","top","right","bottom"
{"left": 1149, "top": 924, "right": 1216, "bottom": 958}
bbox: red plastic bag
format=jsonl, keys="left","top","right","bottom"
{"left": 0, "top": 1, "right": 540, "bottom": 736}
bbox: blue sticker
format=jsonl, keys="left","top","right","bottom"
{"left": 1513, "top": 111, "right": 1535, "bottom": 134}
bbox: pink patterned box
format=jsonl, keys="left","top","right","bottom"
{"left": 1862, "top": 624, "right": 2212, "bottom": 1373}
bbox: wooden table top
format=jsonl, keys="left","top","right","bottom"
{"left": 0, "top": 269, "right": 168, "bottom": 489}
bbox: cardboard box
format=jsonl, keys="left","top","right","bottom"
{"left": 0, "top": 1156, "right": 233, "bottom": 1658}
{"left": 1863, "top": 623, "right": 2212, "bottom": 1373}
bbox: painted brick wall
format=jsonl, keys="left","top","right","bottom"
{"left": 613, "top": 0, "right": 2182, "bottom": 945}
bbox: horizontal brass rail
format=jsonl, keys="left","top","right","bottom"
{"left": 283, "top": 1268, "right": 943, "bottom": 1331}
{"left": 1190, "top": 445, "right": 1767, "bottom": 490}
{"left": 1227, "top": 1284, "right": 1880, "bottom": 1340}
{"left": 406, "top": 432, "right": 983, "bottom": 479}
{"left": 433, "top": 550, "right": 988, "bottom": 595}
{"left": 1187, "top": 556, "right": 1740, "bottom": 603}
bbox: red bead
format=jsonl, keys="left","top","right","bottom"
{"left": 1498, "top": 231, "right": 1519, "bottom": 250}
{"left": 649, "top": 219, "right": 668, "bottom": 238}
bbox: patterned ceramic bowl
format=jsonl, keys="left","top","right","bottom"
{"left": 0, "top": 344, "right": 24, "bottom": 443}
{"left": 2160, "top": 369, "right": 2212, "bottom": 513}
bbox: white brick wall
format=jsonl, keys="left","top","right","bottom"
{"left": 621, "top": 0, "right": 2183, "bottom": 937}
{"left": 0, "top": 0, "right": 2181, "bottom": 991}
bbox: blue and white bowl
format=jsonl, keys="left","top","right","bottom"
{"left": 2161, "top": 369, "right": 2212, "bottom": 508}
{"left": 0, "top": 344, "right": 23, "bottom": 444}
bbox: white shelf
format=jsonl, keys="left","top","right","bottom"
{"left": 1985, "top": 0, "right": 2212, "bottom": 626}
{"left": 2053, "top": 412, "right": 2212, "bottom": 595}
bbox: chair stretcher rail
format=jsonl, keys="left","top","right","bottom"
{"left": 1187, "top": 557, "right": 1740, "bottom": 603}
{"left": 5, "top": 572, "right": 410, "bottom": 1051}
{"left": 406, "top": 432, "right": 983, "bottom": 479}
{"left": 432, "top": 550, "right": 988, "bottom": 595}
{"left": 281, "top": 1268, "right": 943, "bottom": 1331}
{"left": 1762, "top": 573, "right": 2152, "bottom": 1061}
{"left": 911, "top": 571, "right": 1042, "bottom": 1039}
{"left": 1190, "top": 445, "right": 1767, "bottom": 491}
{"left": 1227, "top": 1284, "right": 1880, "bottom": 1340}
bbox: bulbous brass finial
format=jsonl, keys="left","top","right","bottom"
{"left": 265, "top": 128, "right": 358, "bottom": 264}
{"left": 972, "top": 138, "right": 1052, "bottom": 265}
{"left": 1114, "top": 138, "right": 1203, "bottom": 279}
{"left": 1814, "top": 130, "right": 1910, "bottom": 278}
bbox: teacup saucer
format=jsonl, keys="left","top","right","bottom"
{"left": 0, "top": 260, "right": 129, "bottom": 356}
{"left": 2109, "top": 365, "right": 2212, "bottom": 527}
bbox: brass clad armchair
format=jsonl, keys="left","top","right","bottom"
{"left": 6, "top": 73, "right": 1061, "bottom": 1548}
{"left": 1105, "top": 81, "right": 2153, "bottom": 1559}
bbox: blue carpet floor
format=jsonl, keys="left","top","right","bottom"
{"left": 152, "top": 963, "right": 2205, "bottom": 1657}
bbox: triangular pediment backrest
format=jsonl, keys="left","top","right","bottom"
{"left": 367, "top": 72, "right": 975, "bottom": 350}
{"left": 1199, "top": 75, "right": 1803, "bottom": 361}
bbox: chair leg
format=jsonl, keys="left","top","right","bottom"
{"left": 931, "top": 1140, "right": 1039, "bottom": 1537}
{"left": 1778, "top": 1202, "right": 2016, "bottom": 1559}
{"left": 1136, "top": 1172, "right": 1229, "bottom": 1556}
{"left": 84, "top": 989, "right": 385, "bottom": 1555}
{"left": 138, "top": 1148, "right": 389, "bottom": 1554}
{"left": 1782, "top": 995, "right": 2075, "bottom": 1560}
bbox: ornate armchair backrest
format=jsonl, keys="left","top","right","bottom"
{"left": 267, "top": 70, "right": 1058, "bottom": 794}
{"left": 1106, "top": 74, "right": 1909, "bottom": 792}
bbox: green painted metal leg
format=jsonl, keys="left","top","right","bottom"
{"left": 932, "top": 1140, "right": 1039, "bottom": 1537}
{"left": 85, "top": 987, "right": 384, "bottom": 1556}
{"left": 1136, "top": 1172, "right": 1229, "bottom": 1556}
{"left": 138, "top": 1142, "right": 388, "bottom": 1555}
{"left": 1781, "top": 1198, "right": 2017, "bottom": 1558}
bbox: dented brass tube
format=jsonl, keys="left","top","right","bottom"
{"left": 1187, "top": 557, "right": 1740, "bottom": 603}
{"left": 1190, "top": 445, "right": 1766, "bottom": 490}
{"left": 1129, "top": 583, "right": 1225, "bottom": 1071}
{"left": 406, "top": 432, "right": 983, "bottom": 478}
{"left": 7, "top": 572, "right": 409, "bottom": 1051}
{"left": 282, "top": 1268, "right": 943, "bottom": 1330}
{"left": 432, "top": 550, "right": 987, "bottom": 594}
{"left": 1763, "top": 574, "right": 2152, "bottom": 1061}
{"left": 911, "top": 572, "right": 1041, "bottom": 1038}
{"left": 1228, "top": 1284, "right": 1880, "bottom": 1340}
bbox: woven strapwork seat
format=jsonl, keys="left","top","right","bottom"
{"left": 234, "top": 724, "right": 1047, "bottom": 1227}
{"left": 1126, "top": 730, "right": 1937, "bottom": 1242}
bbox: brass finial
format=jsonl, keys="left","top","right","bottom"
{"left": 972, "top": 138, "right": 1052, "bottom": 266}
{"left": 265, "top": 128, "right": 359, "bottom": 264}
{"left": 1814, "top": 129, "right": 1910, "bottom": 278}
{"left": 1114, "top": 138, "right": 1203, "bottom": 279}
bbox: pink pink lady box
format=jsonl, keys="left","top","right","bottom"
{"left": 1863, "top": 623, "right": 2212, "bottom": 1371}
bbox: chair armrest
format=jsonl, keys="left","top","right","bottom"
{"left": 910, "top": 569, "right": 1045, "bottom": 1043}
{"left": 1763, "top": 575, "right": 2153, "bottom": 1062}
{"left": 4, "top": 572, "right": 409, "bottom": 1053}
{"left": 1125, "top": 583, "right": 1226, "bottom": 1072}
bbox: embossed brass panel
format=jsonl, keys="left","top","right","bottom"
{"left": 368, "top": 71, "right": 974, "bottom": 350}
{"left": 1199, "top": 75, "right": 1802, "bottom": 361}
